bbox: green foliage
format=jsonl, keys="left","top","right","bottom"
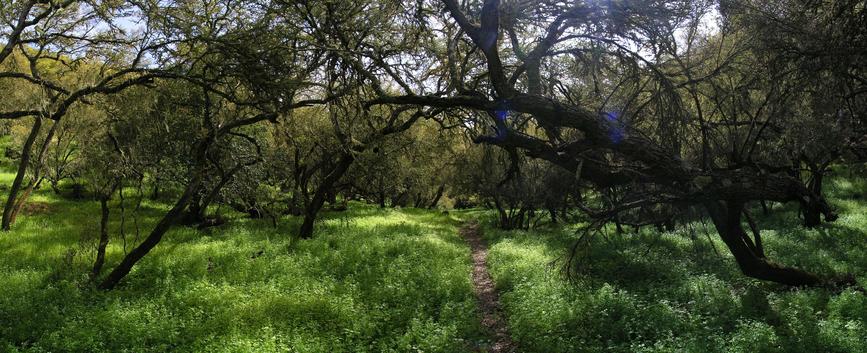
{"left": 0, "top": 182, "right": 483, "bottom": 352}
{"left": 471, "top": 171, "right": 867, "bottom": 353}
{"left": 0, "top": 167, "right": 865, "bottom": 352}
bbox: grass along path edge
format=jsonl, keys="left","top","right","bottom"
{"left": 460, "top": 220, "right": 518, "bottom": 353}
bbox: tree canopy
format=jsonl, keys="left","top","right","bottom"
{"left": 1, "top": 0, "right": 865, "bottom": 291}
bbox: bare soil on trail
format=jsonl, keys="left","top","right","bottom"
{"left": 460, "top": 220, "right": 517, "bottom": 353}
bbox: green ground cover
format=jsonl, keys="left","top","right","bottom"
{"left": 0, "top": 169, "right": 864, "bottom": 352}
{"left": 0, "top": 184, "right": 484, "bottom": 352}
{"left": 476, "top": 171, "right": 867, "bottom": 352}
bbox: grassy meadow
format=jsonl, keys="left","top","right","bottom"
{"left": 0, "top": 178, "right": 485, "bottom": 352}
{"left": 477, "top": 169, "right": 867, "bottom": 353}
{"left": 0, "top": 167, "right": 865, "bottom": 352}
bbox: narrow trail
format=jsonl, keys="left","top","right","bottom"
{"left": 460, "top": 220, "right": 517, "bottom": 353}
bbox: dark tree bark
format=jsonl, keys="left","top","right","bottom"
{"left": 186, "top": 162, "right": 247, "bottom": 224}
{"left": 493, "top": 198, "right": 509, "bottom": 229}
{"left": 362, "top": 0, "right": 856, "bottom": 288}
{"left": 493, "top": 197, "right": 530, "bottom": 230}
{"left": 664, "top": 218, "right": 676, "bottom": 232}
{"left": 802, "top": 170, "right": 825, "bottom": 228}
{"left": 391, "top": 191, "right": 410, "bottom": 208}
{"left": 151, "top": 180, "right": 160, "bottom": 200}
{"left": 50, "top": 180, "right": 61, "bottom": 194}
{"left": 295, "top": 106, "right": 424, "bottom": 239}
{"left": 428, "top": 184, "right": 445, "bottom": 209}
{"left": 91, "top": 197, "right": 111, "bottom": 279}
{"left": 413, "top": 192, "right": 424, "bottom": 208}
{"left": 97, "top": 130, "right": 220, "bottom": 290}
{"left": 2, "top": 117, "right": 42, "bottom": 231}
{"left": 374, "top": 1, "right": 845, "bottom": 287}
{"left": 743, "top": 208, "right": 765, "bottom": 258}
{"left": 5, "top": 118, "right": 60, "bottom": 228}
{"left": 299, "top": 153, "right": 354, "bottom": 239}
{"left": 98, "top": 170, "right": 204, "bottom": 290}
{"left": 185, "top": 195, "right": 206, "bottom": 224}
{"left": 98, "top": 112, "right": 283, "bottom": 290}
{"left": 706, "top": 201, "right": 822, "bottom": 286}
{"left": 8, "top": 178, "right": 40, "bottom": 225}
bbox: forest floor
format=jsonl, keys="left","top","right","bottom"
{"left": 460, "top": 220, "right": 516, "bottom": 353}
{"left": 0, "top": 167, "right": 865, "bottom": 352}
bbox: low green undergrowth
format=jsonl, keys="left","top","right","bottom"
{"left": 0, "top": 190, "right": 484, "bottom": 352}
{"left": 476, "top": 170, "right": 867, "bottom": 353}
{"left": 0, "top": 169, "right": 864, "bottom": 352}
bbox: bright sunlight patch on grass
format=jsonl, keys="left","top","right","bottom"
{"left": 467, "top": 170, "right": 867, "bottom": 353}
{"left": 1, "top": 168, "right": 865, "bottom": 352}
{"left": 0, "top": 178, "right": 484, "bottom": 352}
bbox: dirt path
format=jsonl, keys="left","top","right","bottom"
{"left": 460, "top": 220, "right": 517, "bottom": 353}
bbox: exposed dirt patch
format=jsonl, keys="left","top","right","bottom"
{"left": 460, "top": 220, "right": 517, "bottom": 353}
{"left": 21, "top": 201, "right": 53, "bottom": 215}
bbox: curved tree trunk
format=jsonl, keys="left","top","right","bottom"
{"left": 8, "top": 178, "right": 39, "bottom": 225}
{"left": 299, "top": 153, "right": 354, "bottom": 239}
{"left": 98, "top": 135, "right": 213, "bottom": 290}
{"left": 91, "top": 197, "right": 111, "bottom": 279}
{"left": 50, "top": 180, "right": 61, "bottom": 194}
{"left": 2, "top": 117, "right": 42, "bottom": 231}
{"left": 386, "top": 0, "right": 853, "bottom": 288}
{"left": 98, "top": 174, "right": 203, "bottom": 290}
{"left": 4, "top": 118, "right": 59, "bottom": 229}
{"left": 705, "top": 201, "right": 823, "bottom": 287}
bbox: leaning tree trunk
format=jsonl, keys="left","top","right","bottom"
{"left": 402, "top": 0, "right": 857, "bottom": 289}
{"left": 91, "top": 197, "right": 111, "bottom": 279}
{"left": 413, "top": 192, "right": 424, "bottom": 208}
{"left": 188, "top": 163, "right": 248, "bottom": 224}
{"left": 2, "top": 117, "right": 43, "bottom": 231}
{"left": 98, "top": 135, "right": 213, "bottom": 290}
{"left": 802, "top": 169, "right": 825, "bottom": 228}
{"left": 4, "top": 117, "right": 59, "bottom": 229}
{"left": 299, "top": 153, "right": 354, "bottom": 239}
{"left": 705, "top": 201, "right": 823, "bottom": 287}
{"left": 390, "top": 191, "right": 410, "bottom": 208}
{"left": 50, "top": 180, "right": 62, "bottom": 194}
{"left": 8, "top": 178, "right": 39, "bottom": 225}
{"left": 493, "top": 197, "right": 510, "bottom": 229}
{"left": 428, "top": 184, "right": 445, "bottom": 209}
{"left": 98, "top": 174, "right": 203, "bottom": 290}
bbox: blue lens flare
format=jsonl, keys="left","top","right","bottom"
{"left": 494, "top": 110, "right": 507, "bottom": 141}
{"left": 604, "top": 111, "right": 625, "bottom": 144}
{"left": 492, "top": 99, "right": 511, "bottom": 141}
